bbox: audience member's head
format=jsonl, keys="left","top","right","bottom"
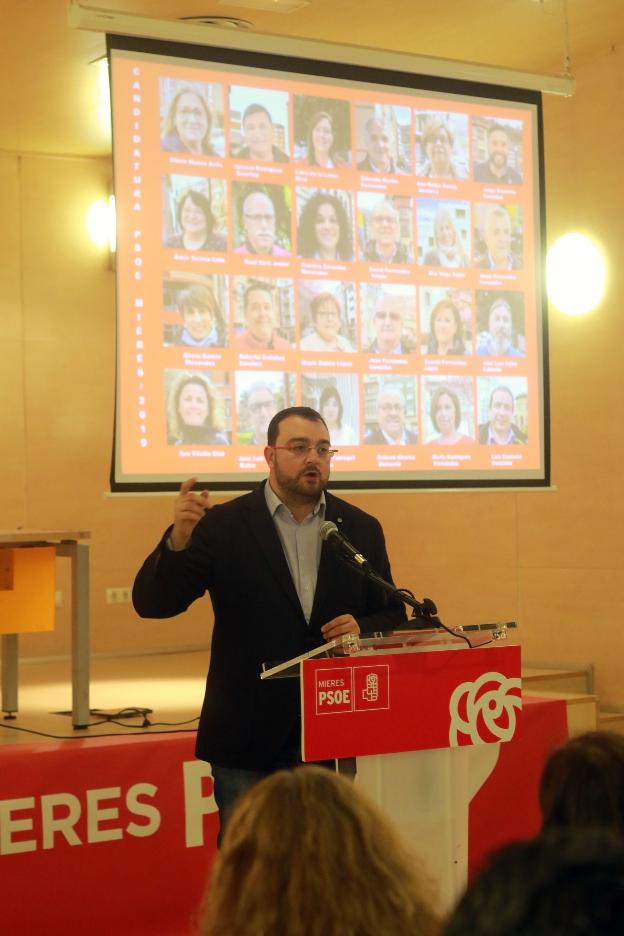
{"left": 200, "top": 765, "right": 439, "bottom": 936}
{"left": 444, "top": 828, "right": 624, "bottom": 936}
{"left": 540, "top": 731, "right": 624, "bottom": 840}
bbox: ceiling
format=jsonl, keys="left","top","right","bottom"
{"left": 1, "top": 0, "right": 619, "bottom": 157}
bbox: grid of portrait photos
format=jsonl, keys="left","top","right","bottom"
{"left": 112, "top": 48, "right": 541, "bottom": 483}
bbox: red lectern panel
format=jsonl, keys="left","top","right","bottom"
{"left": 301, "top": 644, "right": 521, "bottom": 762}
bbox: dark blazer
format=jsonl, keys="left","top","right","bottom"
{"left": 133, "top": 482, "right": 406, "bottom": 769}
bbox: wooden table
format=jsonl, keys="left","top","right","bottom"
{"left": 0, "top": 531, "right": 90, "bottom": 728}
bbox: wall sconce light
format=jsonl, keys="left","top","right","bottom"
{"left": 546, "top": 233, "right": 607, "bottom": 316}
{"left": 86, "top": 194, "right": 116, "bottom": 262}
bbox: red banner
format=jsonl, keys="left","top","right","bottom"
{"left": 0, "top": 733, "right": 218, "bottom": 936}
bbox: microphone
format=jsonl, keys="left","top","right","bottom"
{"left": 319, "top": 521, "right": 372, "bottom": 572}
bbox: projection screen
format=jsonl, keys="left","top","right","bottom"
{"left": 108, "top": 32, "right": 549, "bottom": 492}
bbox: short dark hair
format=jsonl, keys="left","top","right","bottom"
{"left": 242, "top": 103, "right": 272, "bottom": 126}
{"left": 267, "top": 407, "right": 328, "bottom": 446}
{"left": 243, "top": 281, "right": 274, "bottom": 313}
{"left": 540, "top": 731, "right": 624, "bottom": 839}
{"left": 444, "top": 828, "right": 624, "bottom": 936}
{"left": 489, "top": 385, "right": 514, "bottom": 410}
{"left": 487, "top": 122, "right": 509, "bottom": 139}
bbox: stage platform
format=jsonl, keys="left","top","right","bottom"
{"left": 0, "top": 648, "right": 210, "bottom": 746}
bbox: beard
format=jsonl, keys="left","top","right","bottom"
{"left": 273, "top": 461, "right": 327, "bottom": 504}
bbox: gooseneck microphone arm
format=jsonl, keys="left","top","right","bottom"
{"left": 319, "top": 520, "right": 441, "bottom": 626}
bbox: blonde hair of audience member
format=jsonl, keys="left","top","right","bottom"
{"left": 200, "top": 766, "right": 439, "bottom": 936}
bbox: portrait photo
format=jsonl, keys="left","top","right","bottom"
{"left": 159, "top": 78, "right": 225, "bottom": 157}
{"left": 164, "top": 369, "right": 231, "bottom": 446}
{"left": 422, "top": 376, "right": 475, "bottom": 445}
{"left": 229, "top": 86, "right": 290, "bottom": 163}
{"left": 298, "top": 279, "right": 357, "bottom": 352}
{"left": 355, "top": 103, "right": 412, "bottom": 174}
{"left": 162, "top": 174, "right": 227, "bottom": 252}
{"left": 363, "top": 376, "right": 419, "bottom": 445}
{"left": 417, "top": 198, "right": 471, "bottom": 268}
{"left": 301, "top": 373, "right": 360, "bottom": 446}
{"left": 162, "top": 272, "right": 229, "bottom": 348}
{"left": 360, "top": 283, "right": 417, "bottom": 354}
{"left": 419, "top": 286, "right": 473, "bottom": 356}
{"left": 292, "top": 95, "right": 352, "bottom": 168}
{"left": 415, "top": 110, "right": 469, "bottom": 180}
{"left": 357, "top": 193, "right": 414, "bottom": 265}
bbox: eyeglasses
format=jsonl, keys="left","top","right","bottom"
{"left": 272, "top": 443, "right": 338, "bottom": 459}
{"left": 427, "top": 134, "right": 450, "bottom": 145}
{"left": 244, "top": 213, "right": 275, "bottom": 224}
{"left": 372, "top": 215, "right": 397, "bottom": 225}
{"left": 375, "top": 310, "right": 401, "bottom": 321}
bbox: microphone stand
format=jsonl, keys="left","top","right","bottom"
{"left": 334, "top": 550, "right": 442, "bottom": 629}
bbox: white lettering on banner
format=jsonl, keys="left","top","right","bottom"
{"left": 448, "top": 671, "right": 521, "bottom": 745}
{"left": 183, "top": 760, "right": 217, "bottom": 848}
{"left": 126, "top": 783, "right": 161, "bottom": 838}
{"left": 0, "top": 783, "right": 162, "bottom": 855}
{"left": 87, "top": 787, "right": 123, "bottom": 843}
{"left": 0, "top": 797, "right": 36, "bottom": 855}
{"left": 42, "top": 792, "right": 81, "bottom": 849}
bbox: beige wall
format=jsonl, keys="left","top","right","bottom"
{"left": 2, "top": 41, "right": 623, "bottom": 704}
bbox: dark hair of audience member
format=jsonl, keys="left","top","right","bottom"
{"left": 200, "top": 766, "right": 439, "bottom": 936}
{"left": 539, "top": 730, "right": 624, "bottom": 839}
{"left": 444, "top": 828, "right": 624, "bottom": 936}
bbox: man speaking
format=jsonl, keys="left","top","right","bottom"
{"left": 133, "top": 407, "right": 406, "bottom": 836}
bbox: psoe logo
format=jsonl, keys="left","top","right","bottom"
{"left": 315, "top": 667, "right": 354, "bottom": 715}
{"left": 354, "top": 665, "right": 390, "bottom": 712}
{"left": 448, "top": 671, "right": 521, "bottom": 746}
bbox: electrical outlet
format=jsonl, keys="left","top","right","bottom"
{"left": 106, "top": 587, "right": 132, "bottom": 604}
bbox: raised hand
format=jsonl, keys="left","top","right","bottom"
{"left": 170, "top": 477, "right": 211, "bottom": 551}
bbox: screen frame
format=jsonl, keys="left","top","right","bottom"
{"left": 107, "top": 31, "right": 550, "bottom": 494}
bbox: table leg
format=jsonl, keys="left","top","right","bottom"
{"left": 58, "top": 542, "right": 90, "bottom": 728}
{"left": 1, "top": 633, "right": 18, "bottom": 718}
